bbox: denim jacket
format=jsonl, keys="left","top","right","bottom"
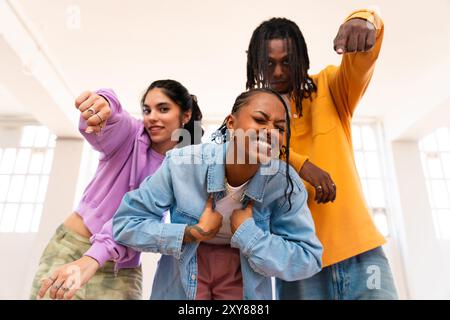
{"left": 113, "top": 142, "right": 323, "bottom": 300}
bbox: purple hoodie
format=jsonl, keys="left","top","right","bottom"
{"left": 77, "top": 88, "right": 165, "bottom": 268}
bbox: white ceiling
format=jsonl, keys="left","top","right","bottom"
{"left": 0, "top": 83, "right": 26, "bottom": 115}
{"left": 1, "top": 0, "right": 450, "bottom": 125}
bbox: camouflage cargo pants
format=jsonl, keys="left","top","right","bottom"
{"left": 30, "top": 224, "right": 143, "bottom": 300}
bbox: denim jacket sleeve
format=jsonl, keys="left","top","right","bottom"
{"left": 230, "top": 184, "right": 323, "bottom": 281}
{"left": 112, "top": 154, "right": 187, "bottom": 259}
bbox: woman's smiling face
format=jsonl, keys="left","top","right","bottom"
{"left": 226, "top": 92, "right": 286, "bottom": 164}
{"left": 142, "top": 88, "right": 190, "bottom": 145}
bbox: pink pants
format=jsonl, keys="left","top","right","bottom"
{"left": 195, "top": 242, "right": 243, "bottom": 300}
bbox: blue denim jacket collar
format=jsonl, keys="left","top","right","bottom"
{"left": 206, "top": 142, "right": 270, "bottom": 203}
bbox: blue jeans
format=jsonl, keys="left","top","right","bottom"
{"left": 276, "top": 246, "right": 398, "bottom": 300}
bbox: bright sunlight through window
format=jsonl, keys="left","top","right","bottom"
{"left": 0, "top": 126, "right": 55, "bottom": 233}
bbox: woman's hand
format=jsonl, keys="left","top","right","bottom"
{"left": 299, "top": 160, "right": 337, "bottom": 204}
{"left": 75, "top": 91, "right": 112, "bottom": 134}
{"left": 183, "top": 195, "right": 223, "bottom": 243}
{"left": 230, "top": 200, "right": 254, "bottom": 234}
{"left": 38, "top": 256, "right": 100, "bottom": 300}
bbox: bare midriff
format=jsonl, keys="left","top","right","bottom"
{"left": 63, "top": 211, "right": 92, "bottom": 239}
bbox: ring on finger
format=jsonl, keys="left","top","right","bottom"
{"left": 87, "top": 107, "right": 96, "bottom": 116}
{"left": 95, "top": 113, "right": 104, "bottom": 123}
{"left": 316, "top": 185, "right": 323, "bottom": 192}
{"left": 52, "top": 283, "right": 62, "bottom": 290}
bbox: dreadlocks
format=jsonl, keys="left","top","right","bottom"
{"left": 246, "top": 18, "right": 317, "bottom": 116}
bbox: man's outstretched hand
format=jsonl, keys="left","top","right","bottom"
{"left": 333, "top": 18, "right": 376, "bottom": 54}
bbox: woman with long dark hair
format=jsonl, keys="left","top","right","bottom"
{"left": 30, "top": 80, "right": 203, "bottom": 300}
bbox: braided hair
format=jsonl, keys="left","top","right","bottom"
{"left": 246, "top": 18, "right": 317, "bottom": 116}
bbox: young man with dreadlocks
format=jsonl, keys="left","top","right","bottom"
{"left": 246, "top": 9, "right": 398, "bottom": 299}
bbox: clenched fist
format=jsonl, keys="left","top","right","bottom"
{"left": 299, "top": 160, "right": 336, "bottom": 204}
{"left": 230, "top": 200, "right": 254, "bottom": 234}
{"left": 75, "top": 91, "right": 111, "bottom": 134}
{"left": 334, "top": 18, "right": 376, "bottom": 54}
{"left": 183, "top": 195, "right": 223, "bottom": 243}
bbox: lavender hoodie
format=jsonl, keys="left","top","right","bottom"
{"left": 77, "top": 88, "right": 165, "bottom": 268}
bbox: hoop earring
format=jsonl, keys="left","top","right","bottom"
{"left": 279, "top": 145, "right": 287, "bottom": 158}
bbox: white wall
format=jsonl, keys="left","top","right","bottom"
{"left": 390, "top": 141, "right": 450, "bottom": 299}
{"left": 0, "top": 124, "right": 37, "bottom": 299}
{"left": 0, "top": 233, "right": 37, "bottom": 299}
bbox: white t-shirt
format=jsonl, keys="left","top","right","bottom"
{"left": 204, "top": 180, "right": 249, "bottom": 245}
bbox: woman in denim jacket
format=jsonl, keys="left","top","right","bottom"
{"left": 113, "top": 88, "right": 323, "bottom": 300}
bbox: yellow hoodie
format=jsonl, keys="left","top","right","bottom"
{"left": 288, "top": 9, "right": 386, "bottom": 267}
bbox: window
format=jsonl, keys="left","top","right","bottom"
{"left": 419, "top": 127, "right": 450, "bottom": 239}
{"left": 0, "top": 126, "right": 55, "bottom": 233}
{"left": 352, "top": 121, "right": 391, "bottom": 237}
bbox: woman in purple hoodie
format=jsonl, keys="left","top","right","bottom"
{"left": 30, "top": 80, "right": 203, "bottom": 300}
